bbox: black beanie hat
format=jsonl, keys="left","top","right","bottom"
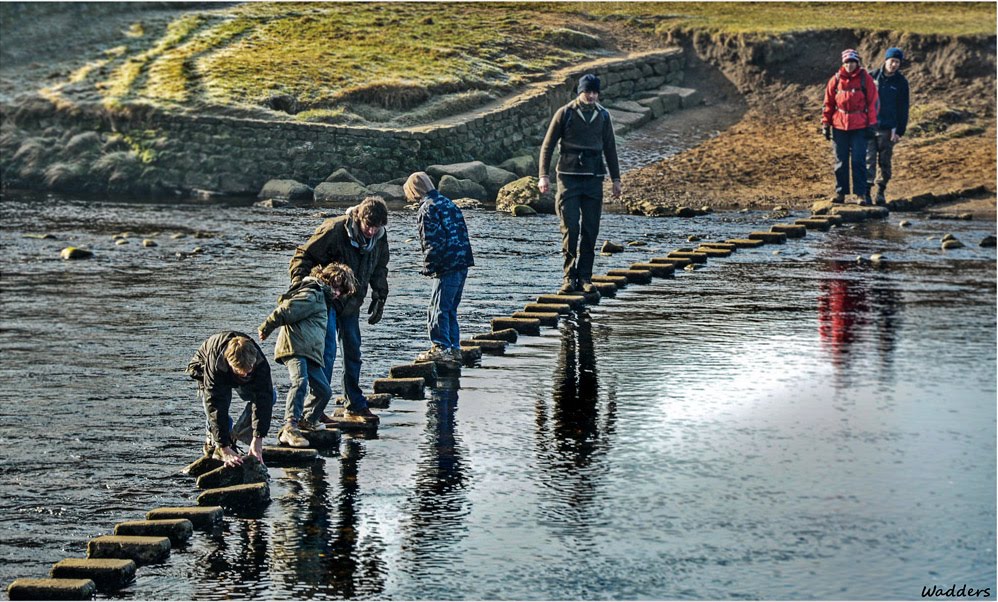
{"left": 577, "top": 74, "right": 601, "bottom": 94}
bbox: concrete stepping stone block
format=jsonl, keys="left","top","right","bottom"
{"left": 650, "top": 256, "right": 688, "bottom": 268}
{"left": 146, "top": 506, "right": 223, "bottom": 529}
{"left": 389, "top": 362, "right": 437, "bottom": 387}
{"left": 460, "top": 339, "right": 506, "bottom": 355}
{"left": 87, "top": 535, "right": 170, "bottom": 565}
{"left": 606, "top": 268, "right": 652, "bottom": 284}
{"left": 511, "top": 311, "right": 560, "bottom": 327}
{"left": 7, "top": 578, "right": 95, "bottom": 600}
{"left": 335, "top": 393, "right": 392, "bottom": 408}
{"left": 593, "top": 282, "right": 617, "bottom": 297}
{"left": 300, "top": 428, "right": 341, "bottom": 449}
{"left": 50, "top": 558, "right": 135, "bottom": 591}
{"left": 699, "top": 242, "right": 737, "bottom": 251}
{"left": 630, "top": 262, "right": 675, "bottom": 277}
{"left": 771, "top": 223, "right": 806, "bottom": 238}
{"left": 197, "top": 481, "right": 271, "bottom": 510}
{"left": 196, "top": 456, "right": 268, "bottom": 490}
{"left": 114, "top": 519, "right": 193, "bottom": 545}
{"left": 667, "top": 251, "right": 708, "bottom": 263}
{"left": 181, "top": 454, "right": 223, "bottom": 478}
{"left": 580, "top": 289, "right": 601, "bottom": 304}
{"left": 374, "top": 377, "right": 425, "bottom": 399}
{"left": 748, "top": 231, "right": 787, "bottom": 243}
{"left": 695, "top": 246, "right": 732, "bottom": 257}
{"left": 825, "top": 205, "right": 889, "bottom": 222}
{"left": 491, "top": 317, "right": 541, "bottom": 336}
{"left": 726, "top": 238, "right": 766, "bottom": 248}
{"left": 590, "top": 274, "right": 627, "bottom": 287}
{"left": 261, "top": 446, "right": 319, "bottom": 466}
{"left": 326, "top": 407, "right": 380, "bottom": 431}
{"left": 536, "top": 294, "right": 586, "bottom": 308}
{"left": 460, "top": 345, "right": 483, "bottom": 365}
{"left": 524, "top": 302, "right": 571, "bottom": 314}
{"left": 794, "top": 218, "right": 832, "bottom": 231}
{"left": 473, "top": 328, "right": 518, "bottom": 343}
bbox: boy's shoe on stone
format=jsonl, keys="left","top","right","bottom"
{"left": 345, "top": 407, "right": 377, "bottom": 419}
{"left": 278, "top": 424, "right": 310, "bottom": 448}
{"left": 319, "top": 412, "right": 337, "bottom": 425}
{"left": 450, "top": 348, "right": 462, "bottom": 363}
{"left": 417, "top": 345, "right": 450, "bottom": 363}
{"left": 558, "top": 279, "right": 577, "bottom": 294}
{"left": 580, "top": 281, "right": 598, "bottom": 294}
{"left": 298, "top": 418, "right": 326, "bottom": 432}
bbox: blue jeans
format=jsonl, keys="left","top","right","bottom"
{"left": 284, "top": 356, "right": 332, "bottom": 425}
{"left": 428, "top": 268, "right": 467, "bottom": 350}
{"left": 309, "top": 307, "right": 368, "bottom": 412}
{"left": 832, "top": 128, "right": 869, "bottom": 196}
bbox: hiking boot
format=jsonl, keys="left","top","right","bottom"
{"left": 580, "top": 281, "right": 598, "bottom": 294}
{"left": 450, "top": 347, "right": 462, "bottom": 363}
{"left": 298, "top": 418, "right": 326, "bottom": 432}
{"left": 832, "top": 194, "right": 845, "bottom": 204}
{"left": 558, "top": 279, "right": 577, "bottom": 294}
{"left": 278, "top": 424, "right": 310, "bottom": 448}
{"left": 416, "top": 345, "right": 450, "bottom": 363}
{"left": 202, "top": 440, "right": 215, "bottom": 457}
{"left": 344, "top": 407, "right": 376, "bottom": 419}
{"left": 875, "top": 188, "right": 887, "bottom": 205}
{"left": 319, "top": 412, "right": 337, "bottom": 425}
{"left": 859, "top": 193, "right": 872, "bottom": 206}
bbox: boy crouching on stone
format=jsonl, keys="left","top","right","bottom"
{"left": 404, "top": 171, "right": 474, "bottom": 366}
{"left": 186, "top": 332, "right": 276, "bottom": 467}
{"left": 259, "top": 262, "right": 357, "bottom": 448}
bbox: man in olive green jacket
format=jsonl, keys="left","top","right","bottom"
{"left": 288, "top": 197, "right": 390, "bottom": 418}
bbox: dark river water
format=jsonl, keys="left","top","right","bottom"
{"left": 0, "top": 191, "right": 994, "bottom": 600}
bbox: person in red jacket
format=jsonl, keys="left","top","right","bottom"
{"left": 821, "top": 49, "right": 879, "bottom": 205}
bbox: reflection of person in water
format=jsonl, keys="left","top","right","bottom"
{"left": 818, "top": 261, "right": 901, "bottom": 372}
{"left": 193, "top": 507, "right": 268, "bottom": 598}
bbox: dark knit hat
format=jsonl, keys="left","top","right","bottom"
{"left": 577, "top": 74, "right": 601, "bottom": 94}
{"left": 885, "top": 47, "right": 904, "bottom": 61}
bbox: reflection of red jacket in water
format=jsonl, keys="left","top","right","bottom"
{"left": 818, "top": 278, "right": 869, "bottom": 355}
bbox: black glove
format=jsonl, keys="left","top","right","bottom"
{"left": 821, "top": 124, "right": 832, "bottom": 140}
{"left": 865, "top": 125, "right": 877, "bottom": 140}
{"left": 367, "top": 298, "right": 385, "bottom": 325}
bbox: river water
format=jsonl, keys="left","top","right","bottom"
{"left": 0, "top": 191, "right": 994, "bottom": 600}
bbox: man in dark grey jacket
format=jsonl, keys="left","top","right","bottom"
{"left": 539, "top": 73, "right": 622, "bottom": 295}
{"left": 866, "top": 47, "right": 910, "bottom": 205}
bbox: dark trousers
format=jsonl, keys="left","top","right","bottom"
{"left": 555, "top": 175, "right": 603, "bottom": 284}
{"left": 832, "top": 128, "right": 869, "bottom": 196}
{"left": 865, "top": 129, "right": 895, "bottom": 189}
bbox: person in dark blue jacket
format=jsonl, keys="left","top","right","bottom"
{"left": 866, "top": 47, "right": 910, "bottom": 205}
{"left": 406, "top": 172, "right": 474, "bottom": 365}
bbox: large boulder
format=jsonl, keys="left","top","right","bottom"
{"left": 438, "top": 175, "right": 487, "bottom": 201}
{"left": 324, "top": 168, "right": 365, "bottom": 186}
{"left": 314, "top": 181, "right": 371, "bottom": 204}
{"left": 367, "top": 183, "right": 406, "bottom": 202}
{"left": 499, "top": 155, "right": 538, "bottom": 178}
{"left": 482, "top": 165, "right": 519, "bottom": 202}
{"left": 496, "top": 176, "right": 555, "bottom": 215}
{"left": 427, "top": 161, "right": 488, "bottom": 184}
{"left": 258, "top": 179, "right": 313, "bottom": 202}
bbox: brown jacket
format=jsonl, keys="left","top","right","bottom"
{"left": 288, "top": 211, "right": 389, "bottom": 317}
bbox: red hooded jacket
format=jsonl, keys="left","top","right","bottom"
{"left": 821, "top": 66, "right": 878, "bottom": 131}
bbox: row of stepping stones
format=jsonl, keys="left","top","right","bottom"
{"left": 7, "top": 211, "right": 858, "bottom": 600}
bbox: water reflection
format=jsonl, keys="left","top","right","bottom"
{"left": 818, "top": 260, "right": 902, "bottom": 377}
{"left": 191, "top": 513, "right": 269, "bottom": 599}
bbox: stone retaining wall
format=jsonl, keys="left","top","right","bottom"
{"left": 2, "top": 49, "right": 684, "bottom": 195}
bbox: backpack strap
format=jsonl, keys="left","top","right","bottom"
{"left": 834, "top": 71, "right": 867, "bottom": 113}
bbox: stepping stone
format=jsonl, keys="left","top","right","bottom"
{"left": 300, "top": 428, "right": 341, "bottom": 449}
{"left": 460, "top": 339, "right": 506, "bottom": 355}
{"left": 630, "top": 262, "right": 675, "bottom": 277}
{"left": 114, "top": 519, "right": 193, "bottom": 545}
{"left": 770, "top": 223, "right": 807, "bottom": 238}
{"left": 146, "top": 506, "right": 223, "bottom": 529}
{"left": 825, "top": 205, "right": 889, "bottom": 222}
{"left": 593, "top": 282, "right": 617, "bottom": 297}
{"left": 580, "top": 289, "right": 601, "bottom": 305}
{"left": 536, "top": 294, "right": 586, "bottom": 309}
{"left": 726, "top": 238, "right": 766, "bottom": 248}
{"left": 50, "top": 558, "right": 135, "bottom": 591}
{"left": 699, "top": 242, "right": 737, "bottom": 251}
{"left": 590, "top": 274, "right": 627, "bottom": 287}
{"left": 606, "top": 268, "right": 652, "bottom": 284}
{"left": 460, "top": 345, "right": 482, "bottom": 365}
{"left": 261, "top": 446, "right": 319, "bottom": 466}
{"left": 197, "top": 482, "right": 271, "bottom": 510}
{"left": 473, "top": 328, "right": 518, "bottom": 343}
{"left": 389, "top": 363, "right": 437, "bottom": 387}
{"left": 196, "top": 456, "right": 268, "bottom": 490}
{"left": 794, "top": 218, "right": 832, "bottom": 231}
{"left": 7, "top": 578, "right": 95, "bottom": 600}
{"left": 511, "top": 311, "right": 560, "bottom": 327}
{"left": 374, "top": 377, "right": 425, "bottom": 399}
{"left": 181, "top": 454, "right": 223, "bottom": 478}
{"left": 667, "top": 251, "right": 708, "bottom": 263}
{"left": 326, "top": 407, "right": 380, "bottom": 431}
{"left": 334, "top": 393, "right": 392, "bottom": 409}
{"left": 747, "top": 231, "right": 787, "bottom": 243}
{"left": 491, "top": 317, "right": 540, "bottom": 336}
{"left": 650, "top": 256, "right": 688, "bottom": 268}
{"left": 695, "top": 246, "right": 731, "bottom": 257}
{"left": 87, "top": 535, "right": 170, "bottom": 566}
{"left": 524, "top": 302, "right": 571, "bottom": 314}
